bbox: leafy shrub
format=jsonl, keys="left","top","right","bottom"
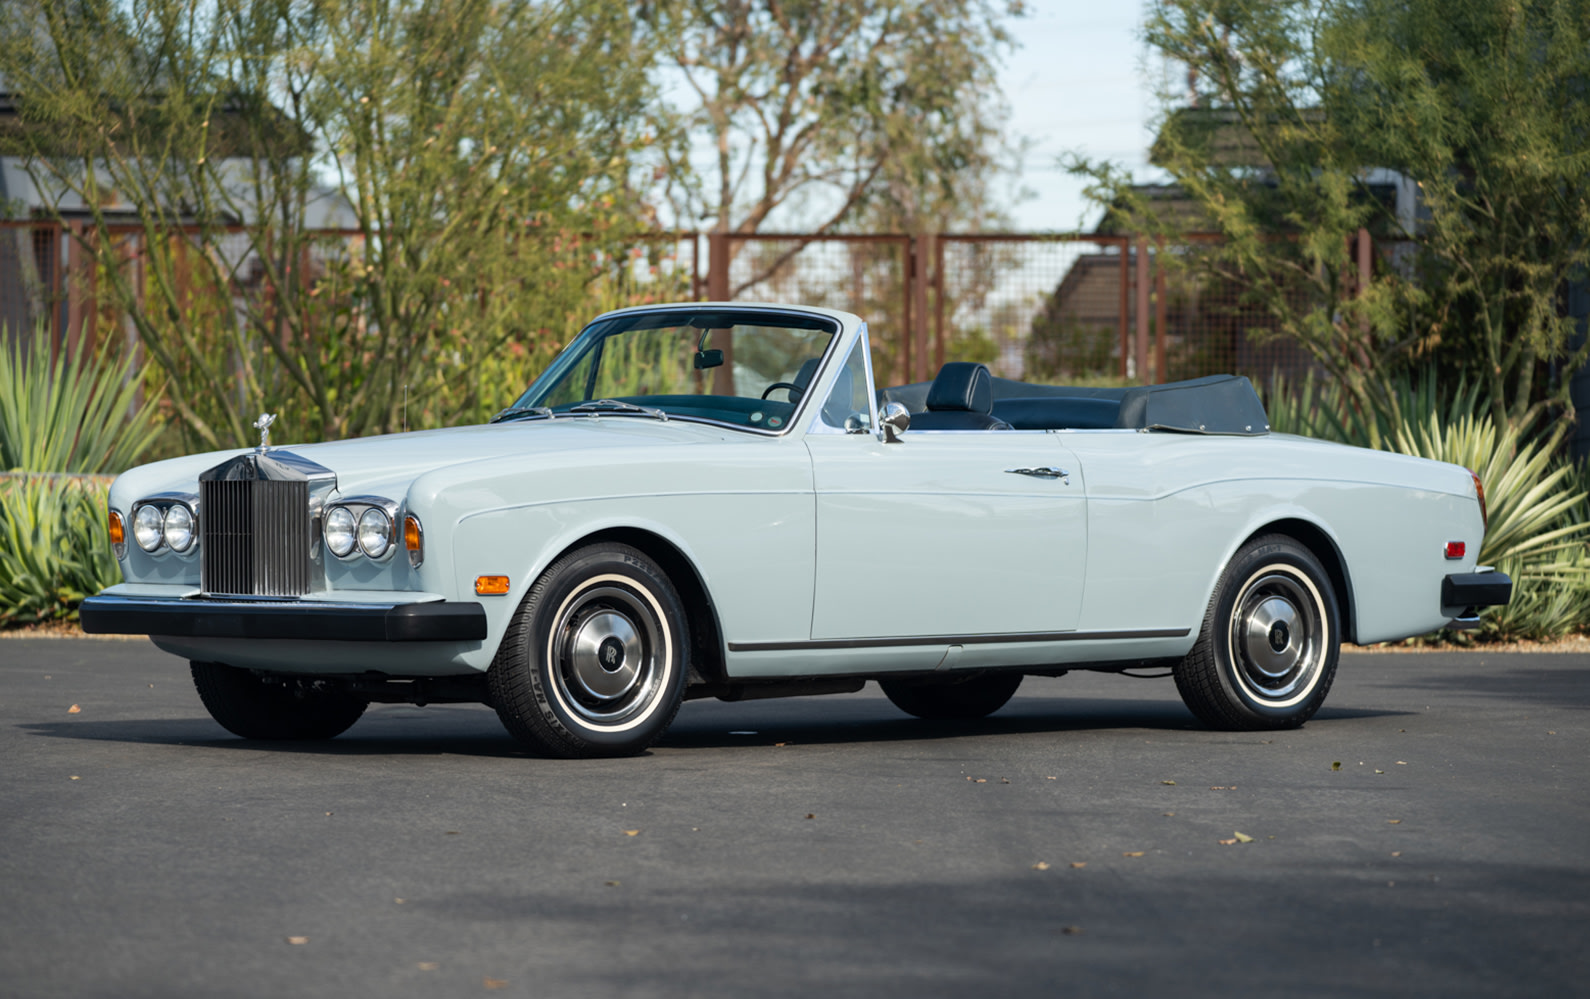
{"left": 0, "top": 474, "right": 119, "bottom": 625}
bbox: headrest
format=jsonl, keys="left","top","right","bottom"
{"left": 788, "top": 357, "right": 822, "bottom": 403}
{"left": 926, "top": 362, "right": 994, "bottom": 414}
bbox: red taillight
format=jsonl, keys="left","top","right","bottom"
{"left": 1469, "top": 469, "right": 1488, "bottom": 532}
{"left": 1444, "top": 541, "right": 1466, "bottom": 560}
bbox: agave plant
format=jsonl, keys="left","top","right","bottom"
{"left": 0, "top": 320, "right": 161, "bottom": 473}
{"left": 0, "top": 475, "right": 120, "bottom": 625}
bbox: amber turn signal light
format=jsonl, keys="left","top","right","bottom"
{"left": 475, "top": 575, "right": 510, "bottom": 596}
{"left": 107, "top": 510, "right": 125, "bottom": 546}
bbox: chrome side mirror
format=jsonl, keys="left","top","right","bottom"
{"left": 879, "top": 401, "right": 910, "bottom": 443}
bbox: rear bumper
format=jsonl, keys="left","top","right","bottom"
{"left": 79, "top": 594, "right": 488, "bottom": 643}
{"left": 1442, "top": 570, "right": 1513, "bottom": 609}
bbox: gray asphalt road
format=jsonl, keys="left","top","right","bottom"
{"left": 1, "top": 638, "right": 1585, "bottom": 998}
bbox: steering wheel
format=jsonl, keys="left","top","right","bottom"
{"left": 760, "top": 382, "right": 802, "bottom": 400}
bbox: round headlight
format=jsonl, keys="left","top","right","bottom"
{"left": 163, "top": 503, "right": 195, "bottom": 553}
{"left": 324, "top": 506, "right": 357, "bottom": 558}
{"left": 133, "top": 504, "right": 165, "bottom": 552}
{"left": 357, "top": 507, "right": 392, "bottom": 558}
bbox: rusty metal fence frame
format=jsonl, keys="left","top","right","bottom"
{"left": 6, "top": 219, "right": 1355, "bottom": 392}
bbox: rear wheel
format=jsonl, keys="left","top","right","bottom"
{"left": 1175, "top": 535, "right": 1339, "bottom": 730}
{"left": 489, "top": 543, "right": 688, "bottom": 758}
{"left": 880, "top": 672, "right": 1023, "bottom": 720}
{"left": 190, "top": 661, "right": 367, "bottom": 740}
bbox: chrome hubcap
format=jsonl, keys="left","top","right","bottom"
{"left": 1227, "top": 567, "right": 1326, "bottom": 707}
{"left": 548, "top": 579, "right": 668, "bottom": 728}
{"left": 569, "top": 611, "right": 642, "bottom": 701}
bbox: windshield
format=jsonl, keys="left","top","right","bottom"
{"left": 500, "top": 309, "right": 840, "bottom": 432}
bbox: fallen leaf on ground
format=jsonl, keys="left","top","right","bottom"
{"left": 1032, "top": 861, "right": 1051, "bottom": 871}
{"left": 1000, "top": 778, "right": 1010, "bottom": 784}
{"left": 604, "top": 881, "right": 620, "bottom": 887}
{"left": 805, "top": 813, "right": 815, "bottom": 819}
{"left": 1069, "top": 862, "right": 1086, "bottom": 869}
{"left": 1209, "top": 786, "right": 1234, "bottom": 790}
{"left": 973, "top": 778, "right": 987, "bottom": 783}
{"left": 774, "top": 742, "right": 788, "bottom": 747}
{"left": 1391, "top": 852, "right": 1402, "bottom": 857}
{"left": 1331, "top": 761, "right": 1342, "bottom": 771}
{"left": 1061, "top": 926, "right": 1084, "bottom": 935}
{"left": 1121, "top": 851, "right": 1145, "bottom": 858}
{"left": 1219, "top": 838, "right": 1237, "bottom": 846}
{"left": 1163, "top": 812, "right": 1176, "bottom": 817}
{"left": 1046, "top": 776, "right": 1056, "bottom": 780}
{"left": 1375, "top": 769, "right": 1385, "bottom": 774}
{"left": 416, "top": 962, "right": 438, "bottom": 971}
{"left": 1161, "top": 780, "right": 1177, "bottom": 785}
{"left": 394, "top": 898, "right": 404, "bottom": 904}
{"left": 484, "top": 978, "right": 509, "bottom": 990}
{"left": 67, "top": 705, "right": 81, "bottom": 714}
{"left": 624, "top": 830, "right": 639, "bottom": 836}
{"left": 69, "top": 776, "right": 79, "bottom": 781}
{"left": 1396, "top": 761, "right": 1408, "bottom": 765}
{"left": 1388, "top": 819, "right": 1402, "bottom": 825}
{"left": 286, "top": 937, "right": 308, "bottom": 945}
{"left": 1233, "top": 831, "right": 1254, "bottom": 843}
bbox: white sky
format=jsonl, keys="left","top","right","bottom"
{"left": 994, "top": 1, "right": 1164, "bottom": 232}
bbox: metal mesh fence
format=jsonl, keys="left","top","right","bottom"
{"left": 4, "top": 220, "right": 1333, "bottom": 392}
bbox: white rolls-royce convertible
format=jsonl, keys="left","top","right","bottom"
{"left": 81, "top": 304, "right": 1511, "bottom": 757}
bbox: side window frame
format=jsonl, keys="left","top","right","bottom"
{"left": 808, "top": 325, "right": 880, "bottom": 435}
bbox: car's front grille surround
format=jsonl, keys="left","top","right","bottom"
{"left": 200, "top": 478, "right": 311, "bottom": 596}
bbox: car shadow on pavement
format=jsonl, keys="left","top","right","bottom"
{"left": 16, "top": 698, "right": 1406, "bottom": 756}
{"left": 16, "top": 706, "right": 529, "bottom": 758}
{"left": 658, "top": 695, "right": 1405, "bottom": 750}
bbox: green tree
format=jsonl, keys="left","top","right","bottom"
{"left": 0, "top": 0, "right": 662, "bottom": 450}
{"left": 1072, "top": 0, "right": 1590, "bottom": 437}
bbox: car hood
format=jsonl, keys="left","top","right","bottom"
{"left": 112, "top": 416, "right": 749, "bottom": 503}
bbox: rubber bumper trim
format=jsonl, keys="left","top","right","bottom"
{"left": 1441, "top": 570, "right": 1513, "bottom": 609}
{"left": 79, "top": 594, "right": 487, "bottom": 642}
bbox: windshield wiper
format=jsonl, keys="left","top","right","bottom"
{"left": 566, "top": 399, "right": 669, "bottom": 421}
{"left": 490, "top": 405, "right": 556, "bottom": 424}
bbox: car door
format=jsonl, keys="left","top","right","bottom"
{"left": 804, "top": 428, "right": 1087, "bottom": 642}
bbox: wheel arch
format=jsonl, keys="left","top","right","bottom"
{"left": 547, "top": 527, "right": 728, "bottom": 686}
{"left": 1238, "top": 518, "right": 1357, "bottom": 645}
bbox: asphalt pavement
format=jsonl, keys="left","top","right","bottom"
{"left": 1, "top": 637, "right": 1586, "bottom": 998}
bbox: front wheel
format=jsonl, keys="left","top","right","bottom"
{"left": 190, "top": 661, "right": 367, "bottom": 740}
{"left": 1175, "top": 535, "right": 1340, "bottom": 730}
{"left": 489, "top": 543, "right": 688, "bottom": 758}
{"left": 880, "top": 672, "right": 1023, "bottom": 720}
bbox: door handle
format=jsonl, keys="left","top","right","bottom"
{"left": 1005, "top": 466, "right": 1070, "bottom": 482}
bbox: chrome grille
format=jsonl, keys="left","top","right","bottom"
{"left": 200, "top": 479, "right": 311, "bottom": 596}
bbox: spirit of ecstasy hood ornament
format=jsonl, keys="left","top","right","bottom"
{"left": 253, "top": 413, "right": 277, "bottom": 453}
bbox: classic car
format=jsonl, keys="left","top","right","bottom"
{"left": 81, "top": 303, "right": 1512, "bottom": 757}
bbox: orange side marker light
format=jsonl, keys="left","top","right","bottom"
{"left": 475, "top": 575, "right": 510, "bottom": 596}
{"left": 108, "top": 510, "right": 126, "bottom": 545}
